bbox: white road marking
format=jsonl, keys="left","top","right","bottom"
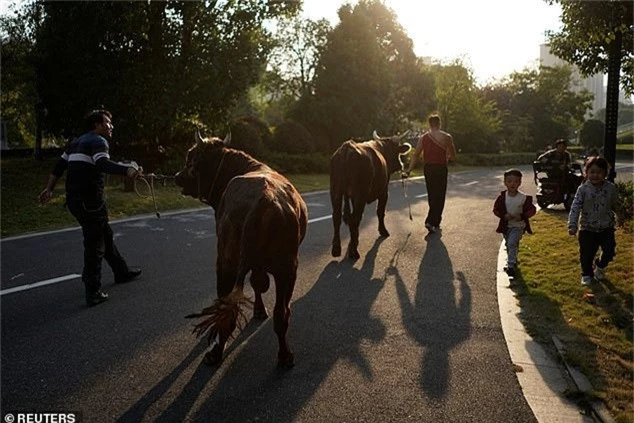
{"left": 1, "top": 274, "right": 81, "bottom": 296}
{"left": 309, "top": 215, "right": 332, "bottom": 223}
{"left": 462, "top": 181, "right": 478, "bottom": 186}
{"left": 4, "top": 184, "right": 429, "bottom": 295}
{"left": 3, "top": 216, "right": 335, "bottom": 295}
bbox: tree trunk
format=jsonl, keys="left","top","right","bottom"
{"left": 603, "top": 30, "right": 622, "bottom": 182}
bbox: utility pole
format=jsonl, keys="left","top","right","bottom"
{"left": 603, "top": 8, "right": 623, "bottom": 182}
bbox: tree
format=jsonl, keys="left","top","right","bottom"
{"left": 0, "top": 3, "right": 39, "bottom": 148}
{"left": 546, "top": 0, "right": 633, "bottom": 180}
{"left": 579, "top": 119, "right": 605, "bottom": 147}
{"left": 5, "top": 0, "right": 300, "bottom": 157}
{"left": 431, "top": 60, "right": 501, "bottom": 153}
{"left": 481, "top": 65, "right": 592, "bottom": 151}
{"left": 268, "top": 16, "right": 331, "bottom": 100}
{"left": 295, "top": 0, "right": 434, "bottom": 151}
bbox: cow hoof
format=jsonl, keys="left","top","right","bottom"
{"left": 203, "top": 346, "right": 223, "bottom": 366}
{"left": 332, "top": 245, "right": 341, "bottom": 257}
{"left": 379, "top": 230, "right": 390, "bottom": 238}
{"left": 348, "top": 250, "right": 360, "bottom": 260}
{"left": 278, "top": 352, "right": 295, "bottom": 369}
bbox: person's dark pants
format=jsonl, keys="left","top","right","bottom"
{"left": 67, "top": 199, "right": 129, "bottom": 294}
{"left": 424, "top": 163, "right": 448, "bottom": 227}
{"left": 578, "top": 229, "right": 616, "bottom": 277}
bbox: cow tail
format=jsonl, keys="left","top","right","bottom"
{"left": 185, "top": 293, "right": 253, "bottom": 345}
{"left": 185, "top": 202, "right": 267, "bottom": 343}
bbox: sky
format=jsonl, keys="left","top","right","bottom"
{"left": 301, "top": 0, "right": 563, "bottom": 85}
{"left": 0, "top": 0, "right": 563, "bottom": 85}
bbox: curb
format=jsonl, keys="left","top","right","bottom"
{"left": 496, "top": 241, "right": 595, "bottom": 422}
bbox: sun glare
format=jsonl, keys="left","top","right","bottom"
{"left": 302, "top": 0, "right": 562, "bottom": 84}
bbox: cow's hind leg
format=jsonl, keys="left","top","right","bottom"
{"left": 250, "top": 269, "right": 270, "bottom": 320}
{"left": 331, "top": 191, "right": 343, "bottom": 257}
{"left": 273, "top": 266, "right": 297, "bottom": 368}
{"left": 377, "top": 193, "right": 390, "bottom": 237}
{"left": 347, "top": 199, "right": 365, "bottom": 260}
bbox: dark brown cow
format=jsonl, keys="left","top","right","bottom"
{"left": 330, "top": 131, "right": 411, "bottom": 260}
{"left": 175, "top": 131, "right": 308, "bottom": 368}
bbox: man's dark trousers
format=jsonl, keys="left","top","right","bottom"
{"left": 423, "top": 163, "right": 448, "bottom": 227}
{"left": 67, "top": 199, "right": 130, "bottom": 293}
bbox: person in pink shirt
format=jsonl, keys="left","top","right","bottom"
{"left": 404, "top": 114, "right": 457, "bottom": 233}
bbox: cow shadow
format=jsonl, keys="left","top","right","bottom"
{"left": 116, "top": 318, "right": 269, "bottom": 423}
{"left": 182, "top": 237, "right": 388, "bottom": 422}
{"left": 392, "top": 235, "right": 472, "bottom": 400}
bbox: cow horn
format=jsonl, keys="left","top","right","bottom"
{"left": 223, "top": 132, "right": 232, "bottom": 145}
{"left": 399, "top": 130, "right": 411, "bottom": 140}
{"left": 372, "top": 130, "right": 381, "bottom": 141}
{"left": 196, "top": 128, "right": 204, "bottom": 147}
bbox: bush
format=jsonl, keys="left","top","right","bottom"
{"left": 453, "top": 152, "right": 538, "bottom": 166}
{"left": 616, "top": 180, "right": 634, "bottom": 226}
{"left": 261, "top": 151, "right": 330, "bottom": 174}
{"left": 229, "top": 118, "right": 265, "bottom": 157}
{"left": 270, "top": 120, "right": 315, "bottom": 154}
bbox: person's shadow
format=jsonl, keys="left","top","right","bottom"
{"left": 393, "top": 235, "right": 471, "bottom": 399}
{"left": 118, "top": 238, "right": 388, "bottom": 422}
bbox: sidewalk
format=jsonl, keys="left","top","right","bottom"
{"left": 496, "top": 242, "right": 595, "bottom": 423}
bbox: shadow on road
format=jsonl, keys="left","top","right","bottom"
{"left": 129, "top": 236, "right": 389, "bottom": 421}
{"left": 393, "top": 234, "right": 472, "bottom": 400}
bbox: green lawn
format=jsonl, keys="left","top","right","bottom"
{"left": 518, "top": 212, "right": 633, "bottom": 422}
{"left": 0, "top": 157, "right": 332, "bottom": 237}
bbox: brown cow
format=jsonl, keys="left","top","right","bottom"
{"left": 330, "top": 131, "right": 411, "bottom": 260}
{"left": 175, "top": 131, "right": 308, "bottom": 368}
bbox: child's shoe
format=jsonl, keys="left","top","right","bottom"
{"left": 594, "top": 266, "right": 605, "bottom": 281}
{"left": 581, "top": 275, "right": 593, "bottom": 286}
{"left": 425, "top": 223, "right": 435, "bottom": 233}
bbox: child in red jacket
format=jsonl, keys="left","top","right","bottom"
{"left": 493, "top": 169, "right": 537, "bottom": 278}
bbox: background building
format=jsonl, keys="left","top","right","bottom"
{"left": 540, "top": 44, "right": 605, "bottom": 118}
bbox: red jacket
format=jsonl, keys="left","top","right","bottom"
{"left": 493, "top": 191, "right": 536, "bottom": 234}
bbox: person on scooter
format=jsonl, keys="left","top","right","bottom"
{"left": 537, "top": 139, "right": 574, "bottom": 194}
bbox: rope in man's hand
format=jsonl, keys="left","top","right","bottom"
{"left": 133, "top": 173, "right": 176, "bottom": 219}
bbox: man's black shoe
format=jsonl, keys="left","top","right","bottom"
{"left": 504, "top": 267, "right": 516, "bottom": 278}
{"left": 86, "top": 290, "right": 109, "bottom": 307}
{"left": 115, "top": 268, "right": 142, "bottom": 284}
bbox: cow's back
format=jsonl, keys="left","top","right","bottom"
{"left": 217, "top": 170, "right": 308, "bottom": 275}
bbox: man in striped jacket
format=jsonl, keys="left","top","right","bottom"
{"left": 39, "top": 109, "right": 143, "bottom": 306}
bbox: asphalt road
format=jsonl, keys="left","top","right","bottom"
{"left": 2, "top": 163, "right": 631, "bottom": 422}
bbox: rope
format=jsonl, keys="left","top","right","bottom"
{"left": 134, "top": 173, "right": 175, "bottom": 218}
{"left": 401, "top": 174, "right": 413, "bottom": 221}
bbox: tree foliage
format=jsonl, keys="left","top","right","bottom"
{"left": 0, "top": 2, "right": 39, "bottom": 147}
{"left": 268, "top": 16, "right": 331, "bottom": 100}
{"left": 545, "top": 0, "right": 633, "bottom": 95}
{"left": 431, "top": 60, "right": 501, "bottom": 153}
{"left": 579, "top": 119, "right": 605, "bottom": 147}
{"left": 481, "top": 65, "right": 592, "bottom": 151}
{"left": 1, "top": 0, "right": 300, "bottom": 154}
{"left": 294, "top": 0, "right": 434, "bottom": 152}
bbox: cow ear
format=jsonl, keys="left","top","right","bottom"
{"left": 196, "top": 128, "right": 204, "bottom": 147}
{"left": 372, "top": 130, "right": 381, "bottom": 141}
{"left": 399, "top": 143, "right": 412, "bottom": 154}
{"left": 223, "top": 132, "right": 232, "bottom": 145}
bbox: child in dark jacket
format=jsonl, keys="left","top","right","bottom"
{"left": 493, "top": 169, "right": 537, "bottom": 277}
